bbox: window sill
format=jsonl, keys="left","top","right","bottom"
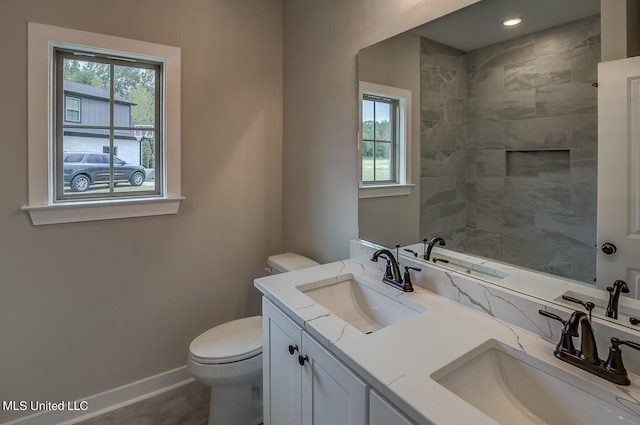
{"left": 21, "top": 197, "right": 185, "bottom": 225}
{"left": 358, "top": 184, "right": 414, "bottom": 199}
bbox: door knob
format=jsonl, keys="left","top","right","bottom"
{"left": 602, "top": 243, "right": 617, "bottom": 255}
{"left": 298, "top": 354, "right": 308, "bottom": 366}
{"left": 288, "top": 344, "right": 299, "bottom": 355}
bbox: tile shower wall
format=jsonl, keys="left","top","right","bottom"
{"left": 421, "top": 15, "right": 600, "bottom": 283}
{"left": 420, "top": 38, "right": 468, "bottom": 250}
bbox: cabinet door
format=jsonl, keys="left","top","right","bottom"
{"left": 301, "top": 333, "right": 368, "bottom": 425}
{"left": 370, "top": 390, "right": 416, "bottom": 425}
{"left": 263, "top": 298, "right": 303, "bottom": 425}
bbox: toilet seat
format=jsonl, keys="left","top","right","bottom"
{"left": 189, "top": 316, "right": 262, "bottom": 364}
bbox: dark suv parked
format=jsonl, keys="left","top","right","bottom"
{"left": 63, "top": 152, "right": 146, "bottom": 192}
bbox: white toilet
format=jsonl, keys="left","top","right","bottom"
{"left": 188, "top": 252, "right": 319, "bottom": 425}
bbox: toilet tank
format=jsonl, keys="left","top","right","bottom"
{"left": 267, "top": 252, "right": 319, "bottom": 274}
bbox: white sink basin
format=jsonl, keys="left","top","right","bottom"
{"left": 297, "top": 274, "right": 426, "bottom": 334}
{"left": 431, "top": 340, "right": 640, "bottom": 425}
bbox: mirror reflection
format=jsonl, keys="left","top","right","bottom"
{"left": 357, "top": 0, "right": 640, "bottom": 330}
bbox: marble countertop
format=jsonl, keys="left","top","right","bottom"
{"left": 401, "top": 243, "right": 640, "bottom": 328}
{"left": 255, "top": 259, "right": 640, "bottom": 425}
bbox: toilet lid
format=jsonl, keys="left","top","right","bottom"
{"left": 268, "top": 252, "right": 319, "bottom": 273}
{"left": 190, "top": 316, "right": 262, "bottom": 364}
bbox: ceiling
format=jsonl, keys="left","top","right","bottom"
{"left": 409, "top": 0, "right": 601, "bottom": 51}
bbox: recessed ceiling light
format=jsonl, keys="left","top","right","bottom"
{"left": 503, "top": 17, "right": 523, "bottom": 26}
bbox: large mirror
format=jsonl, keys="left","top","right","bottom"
{"left": 358, "top": 0, "right": 640, "bottom": 329}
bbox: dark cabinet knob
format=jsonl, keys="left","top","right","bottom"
{"left": 298, "top": 354, "right": 308, "bottom": 366}
{"left": 602, "top": 243, "right": 617, "bottom": 255}
{"left": 288, "top": 344, "right": 299, "bottom": 355}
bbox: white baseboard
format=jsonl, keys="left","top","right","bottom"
{"left": 3, "top": 366, "right": 195, "bottom": 425}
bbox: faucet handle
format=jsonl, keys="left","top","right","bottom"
{"left": 538, "top": 310, "right": 576, "bottom": 355}
{"left": 403, "top": 248, "right": 418, "bottom": 257}
{"left": 619, "top": 339, "right": 640, "bottom": 350}
{"left": 403, "top": 266, "right": 421, "bottom": 279}
{"left": 538, "top": 310, "right": 566, "bottom": 324}
{"left": 562, "top": 295, "right": 595, "bottom": 322}
{"left": 402, "top": 266, "right": 420, "bottom": 292}
{"left": 604, "top": 338, "right": 640, "bottom": 378}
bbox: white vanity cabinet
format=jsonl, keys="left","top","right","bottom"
{"left": 370, "top": 390, "right": 417, "bottom": 425}
{"left": 262, "top": 298, "right": 368, "bottom": 425}
{"left": 263, "top": 298, "right": 303, "bottom": 425}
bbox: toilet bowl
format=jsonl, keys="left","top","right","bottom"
{"left": 188, "top": 252, "right": 319, "bottom": 425}
{"left": 188, "top": 316, "right": 263, "bottom": 425}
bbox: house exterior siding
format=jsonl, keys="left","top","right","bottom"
{"left": 63, "top": 81, "right": 141, "bottom": 165}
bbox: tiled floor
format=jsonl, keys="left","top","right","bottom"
{"left": 75, "top": 381, "right": 210, "bottom": 425}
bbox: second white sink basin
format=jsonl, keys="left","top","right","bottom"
{"left": 297, "top": 274, "right": 426, "bottom": 334}
{"left": 432, "top": 340, "right": 640, "bottom": 425}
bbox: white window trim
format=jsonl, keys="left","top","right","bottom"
{"left": 358, "top": 184, "right": 413, "bottom": 198}
{"left": 358, "top": 81, "right": 414, "bottom": 198}
{"left": 23, "top": 23, "right": 183, "bottom": 225}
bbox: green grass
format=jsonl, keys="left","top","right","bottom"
{"left": 362, "top": 157, "right": 391, "bottom": 182}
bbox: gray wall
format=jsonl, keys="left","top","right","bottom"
{"left": 358, "top": 32, "right": 422, "bottom": 248}
{"left": 0, "top": 0, "right": 282, "bottom": 422}
{"left": 601, "top": 0, "right": 640, "bottom": 61}
{"left": 282, "top": 0, "right": 479, "bottom": 263}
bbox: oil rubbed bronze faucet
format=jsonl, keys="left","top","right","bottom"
{"left": 561, "top": 310, "right": 599, "bottom": 364}
{"left": 371, "top": 247, "right": 415, "bottom": 292}
{"left": 423, "top": 236, "right": 445, "bottom": 261}
{"left": 539, "top": 309, "right": 640, "bottom": 385}
{"left": 605, "top": 280, "right": 629, "bottom": 319}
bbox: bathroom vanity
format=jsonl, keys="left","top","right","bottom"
{"left": 254, "top": 241, "right": 640, "bottom": 425}
{"left": 262, "top": 298, "right": 368, "bottom": 425}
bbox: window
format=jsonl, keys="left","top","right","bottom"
{"left": 65, "top": 96, "right": 80, "bottom": 122}
{"left": 24, "top": 23, "right": 183, "bottom": 225}
{"left": 103, "top": 146, "right": 118, "bottom": 156}
{"left": 359, "top": 82, "right": 413, "bottom": 198}
{"left": 55, "top": 48, "right": 161, "bottom": 200}
{"left": 362, "top": 95, "right": 398, "bottom": 184}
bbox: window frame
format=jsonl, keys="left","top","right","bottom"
{"left": 358, "top": 81, "right": 413, "bottom": 198}
{"left": 23, "top": 23, "right": 183, "bottom": 225}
